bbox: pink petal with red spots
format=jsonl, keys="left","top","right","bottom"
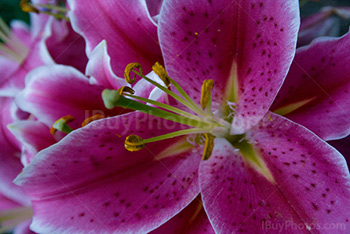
{"left": 67, "top": 0, "right": 163, "bottom": 77}
{"left": 45, "top": 19, "right": 88, "bottom": 73}
{"left": 150, "top": 195, "right": 214, "bottom": 234}
{"left": 15, "top": 65, "right": 126, "bottom": 129}
{"left": 86, "top": 41, "right": 128, "bottom": 89}
{"left": 8, "top": 120, "right": 56, "bottom": 166}
{"left": 159, "top": 0, "right": 299, "bottom": 133}
{"left": 200, "top": 113, "right": 350, "bottom": 233}
{"left": 272, "top": 33, "right": 350, "bottom": 141}
{"left": 15, "top": 112, "right": 201, "bottom": 233}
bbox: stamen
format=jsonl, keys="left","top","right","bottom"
{"left": 50, "top": 115, "right": 75, "bottom": 135}
{"left": 141, "top": 128, "right": 209, "bottom": 144}
{"left": 152, "top": 62, "right": 170, "bottom": 87}
{"left": 125, "top": 128, "right": 208, "bottom": 152}
{"left": 81, "top": 114, "right": 106, "bottom": 127}
{"left": 20, "top": 0, "right": 39, "bottom": 13}
{"left": 124, "top": 63, "right": 143, "bottom": 84}
{"left": 202, "top": 133, "right": 215, "bottom": 160}
{"left": 35, "top": 3, "right": 68, "bottom": 13}
{"left": 132, "top": 69, "right": 210, "bottom": 118}
{"left": 123, "top": 93, "right": 204, "bottom": 122}
{"left": 0, "top": 44, "right": 22, "bottom": 61}
{"left": 124, "top": 63, "right": 211, "bottom": 119}
{"left": 0, "top": 17, "right": 10, "bottom": 36}
{"left": 125, "top": 135, "right": 145, "bottom": 152}
{"left": 0, "top": 17, "right": 29, "bottom": 60}
{"left": 20, "top": 0, "right": 69, "bottom": 21}
{"left": 200, "top": 79, "right": 214, "bottom": 110}
{"left": 117, "top": 86, "right": 135, "bottom": 95}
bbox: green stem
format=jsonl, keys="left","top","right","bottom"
{"left": 142, "top": 128, "right": 207, "bottom": 144}
{"left": 35, "top": 3, "right": 68, "bottom": 12}
{"left": 124, "top": 93, "right": 205, "bottom": 122}
{"left": 112, "top": 95, "right": 214, "bottom": 129}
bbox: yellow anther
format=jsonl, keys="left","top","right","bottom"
{"left": 152, "top": 62, "right": 170, "bottom": 87}
{"left": 20, "top": 0, "right": 39, "bottom": 13}
{"left": 200, "top": 79, "right": 214, "bottom": 109}
{"left": 202, "top": 133, "right": 215, "bottom": 160}
{"left": 81, "top": 114, "right": 106, "bottom": 127}
{"left": 117, "top": 86, "right": 135, "bottom": 95}
{"left": 124, "top": 63, "right": 142, "bottom": 84}
{"left": 50, "top": 115, "right": 75, "bottom": 135}
{"left": 125, "top": 135, "right": 145, "bottom": 152}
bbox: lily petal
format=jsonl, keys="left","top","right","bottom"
{"left": 15, "top": 65, "right": 125, "bottom": 129}
{"left": 0, "top": 99, "right": 29, "bottom": 206}
{"left": 45, "top": 19, "right": 88, "bottom": 73}
{"left": 272, "top": 32, "right": 350, "bottom": 141}
{"left": 8, "top": 120, "right": 56, "bottom": 166}
{"left": 0, "top": 34, "right": 54, "bottom": 97}
{"left": 86, "top": 41, "right": 128, "bottom": 89}
{"left": 146, "top": 0, "right": 163, "bottom": 25}
{"left": 200, "top": 113, "right": 350, "bottom": 233}
{"left": 159, "top": 0, "right": 299, "bottom": 133}
{"left": 0, "top": 194, "right": 20, "bottom": 211}
{"left": 150, "top": 195, "right": 215, "bottom": 234}
{"left": 15, "top": 112, "right": 201, "bottom": 233}
{"left": 13, "top": 220, "right": 36, "bottom": 234}
{"left": 67, "top": 0, "right": 163, "bottom": 76}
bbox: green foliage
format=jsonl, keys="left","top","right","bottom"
{"left": 0, "top": 0, "right": 29, "bottom": 25}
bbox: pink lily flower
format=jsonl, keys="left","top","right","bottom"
{"left": 0, "top": 0, "right": 87, "bottom": 97}
{"left": 0, "top": 1, "right": 87, "bottom": 232}
{"left": 14, "top": 0, "right": 165, "bottom": 133}
{"left": 14, "top": 0, "right": 350, "bottom": 233}
{"left": 298, "top": 6, "right": 350, "bottom": 47}
{"left": 271, "top": 32, "right": 350, "bottom": 141}
{"left": 0, "top": 97, "right": 34, "bottom": 233}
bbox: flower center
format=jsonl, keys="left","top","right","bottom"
{"left": 102, "top": 62, "right": 234, "bottom": 160}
